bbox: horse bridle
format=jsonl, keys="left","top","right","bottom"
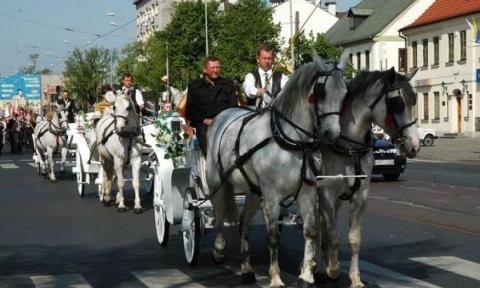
{"left": 112, "top": 104, "right": 141, "bottom": 138}
{"left": 311, "top": 65, "right": 345, "bottom": 136}
{"left": 368, "top": 82, "right": 417, "bottom": 141}
{"left": 49, "top": 110, "right": 68, "bottom": 136}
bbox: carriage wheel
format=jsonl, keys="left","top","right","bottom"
{"left": 182, "top": 187, "right": 200, "bottom": 265}
{"left": 76, "top": 152, "right": 86, "bottom": 197}
{"left": 154, "top": 175, "right": 169, "bottom": 246}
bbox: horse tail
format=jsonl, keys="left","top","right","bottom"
{"left": 222, "top": 182, "right": 239, "bottom": 227}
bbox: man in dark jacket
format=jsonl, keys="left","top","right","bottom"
{"left": 186, "top": 56, "right": 237, "bottom": 155}
{"left": 57, "top": 90, "right": 77, "bottom": 123}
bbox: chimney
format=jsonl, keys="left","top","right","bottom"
{"left": 325, "top": 0, "right": 337, "bottom": 16}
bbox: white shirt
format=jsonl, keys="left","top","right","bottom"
{"left": 120, "top": 86, "right": 144, "bottom": 107}
{"left": 243, "top": 68, "right": 289, "bottom": 107}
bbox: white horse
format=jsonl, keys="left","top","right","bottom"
{"left": 316, "top": 67, "right": 420, "bottom": 288}
{"left": 206, "top": 54, "right": 348, "bottom": 287}
{"left": 34, "top": 106, "right": 69, "bottom": 182}
{"left": 95, "top": 92, "right": 144, "bottom": 213}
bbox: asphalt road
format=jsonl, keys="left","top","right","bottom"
{"left": 0, "top": 153, "right": 479, "bottom": 288}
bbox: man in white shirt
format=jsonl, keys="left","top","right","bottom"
{"left": 243, "top": 44, "right": 289, "bottom": 109}
{"left": 120, "top": 72, "right": 144, "bottom": 113}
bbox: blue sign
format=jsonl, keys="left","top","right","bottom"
{"left": 477, "top": 68, "right": 480, "bottom": 82}
{"left": 0, "top": 72, "right": 41, "bottom": 101}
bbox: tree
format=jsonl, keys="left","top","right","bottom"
{"left": 29, "top": 53, "right": 39, "bottom": 72}
{"left": 291, "top": 32, "right": 355, "bottom": 78}
{"left": 63, "top": 47, "right": 116, "bottom": 109}
{"left": 213, "top": 0, "right": 281, "bottom": 82}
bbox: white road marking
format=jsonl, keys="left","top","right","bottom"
{"left": 31, "top": 273, "right": 92, "bottom": 288}
{"left": 408, "top": 159, "right": 445, "bottom": 163}
{"left": 133, "top": 269, "right": 206, "bottom": 288}
{"left": 341, "top": 260, "right": 442, "bottom": 288}
{"left": 0, "top": 163, "right": 19, "bottom": 169}
{"left": 224, "top": 264, "right": 298, "bottom": 287}
{"left": 410, "top": 256, "right": 480, "bottom": 282}
{"left": 0, "top": 159, "right": 13, "bottom": 162}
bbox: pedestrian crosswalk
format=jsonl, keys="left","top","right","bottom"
{"left": 2, "top": 255, "right": 478, "bottom": 288}
{"left": 0, "top": 163, "right": 19, "bottom": 169}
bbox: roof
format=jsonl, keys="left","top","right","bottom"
{"left": 402, "top": 0, "right": 480, "bottom": 30}
{"left": 325, "top": 0, "right": 415, "bottom": 46}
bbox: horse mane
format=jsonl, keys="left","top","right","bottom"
{"left": 274, "top": 62, "right": 318, "bottom": 117}
{"left": 347, "top": 70, "right": 416, "bottom": 105}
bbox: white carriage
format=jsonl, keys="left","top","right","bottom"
{"left": 71, "top": 113, "right": 155, "bottom": 200}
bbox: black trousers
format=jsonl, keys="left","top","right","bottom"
{"left": 192, "top": 124, "right": 208, "bottom": 156}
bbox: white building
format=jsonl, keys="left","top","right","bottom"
{"left": 401, "top": 1, "right": 480, "bottom": 137}
{"left": 272, "top": 0, "right": 338, "bottom": 47}
{"left": 134, "top": 0, "right": 171, "bottom": 42}
{"left": 325, "top": 0, "right": 434, "bottom": 74}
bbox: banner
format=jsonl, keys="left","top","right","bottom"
{"left": 0, "top": 72, "right": 41, "bottom": 101}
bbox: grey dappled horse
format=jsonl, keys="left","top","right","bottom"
{"left": 95, "top": 92, "right": 144, "bottom": 213}
{"left": 316, "top": 67, "right": 420, "bottom": 288}
{"left": 206, "top": 54, "right": 348, "bottom": 287}
{"left": 34, "top": 106, "right": 69, "bottom": 182}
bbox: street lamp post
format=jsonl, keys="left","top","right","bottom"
{"left": 205, "top": 1, "right": 209, "bottom": 57}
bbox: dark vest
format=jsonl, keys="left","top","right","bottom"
{"left": 128, "top": 87, "right": 140, "bottom": 113}
{"left": 248, "top": 70, "right": 282, "bottom": 106}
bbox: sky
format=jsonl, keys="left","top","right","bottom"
{"left": 0, "top": 0, "right": 361, "bottom": 76}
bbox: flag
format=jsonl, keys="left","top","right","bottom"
{"left": 466, "top": 17, "right": 480, "bottom": 43}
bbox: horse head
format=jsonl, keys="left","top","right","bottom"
{"left": 55, "top": 105, "right": 69, "bottom": 131}
{"left": 112, "top": 92, "right": 139, "bottom": 134}
{"left": 310, "top": 53, "right": 348, "bottom": 143}
{"left": 369, "top": 67, "right": 420, "bottom": 158}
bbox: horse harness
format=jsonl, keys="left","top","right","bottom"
{"left": 36, "top": 111, "right": 68, "bottom": 147}
{"left": 215, "top": 68, "right": 343, "bottom": 207}
{"left": 331, "top": 78, "right": 417, "bottom": 201}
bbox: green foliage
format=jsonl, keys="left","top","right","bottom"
{"left": 213, "top": 0, "right": 281, "bottom": 82}
{"left": 63, "top": 47, "right": 117, "bottom": 110}
{"left": 154, "top": 112, "right": 185, "bottom": 159}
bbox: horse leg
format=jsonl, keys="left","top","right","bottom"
{"left": 47, "top": 147, "right": 56, "bottom": 182}
{"left": 114, "top": 158, "right": 127, "bottom": 212}
{"left": 101, "top": 159, "right": 114, "bottom": 206}
{"left": 239, "top": 193, "right": 261, "bottom": 283}
{"left": 348, "top": 188, "right": 367, "bottom": 288}
{"left": 317, "top": 186, "right": 342, "bottom": 281}
{"left": 131, "top": 149, "right": 143, "bottom": 214}
{"left": 297, "top": 189, "right": 317, "bottom": 285}
{"left": 210, "top": 185, "right": 228, "bottom": 264}
{"left": 262, "top": 195, "right": 284, "bottom": 288}
{"left": 60, "top": 145, "right": 67, "bottom": 174}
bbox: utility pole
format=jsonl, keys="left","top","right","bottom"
{"left": 166, "top": 42, "right": 170, "bottom": 103}
{"left": 205, "top": 1, "right": 209, "bottom": 57}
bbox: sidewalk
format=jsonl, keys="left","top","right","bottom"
{"left": 415, "top": 137, "right": 480, "bottom": 163}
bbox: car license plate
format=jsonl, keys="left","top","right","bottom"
{"left": 374, "top": 159, "right": 395, "bottom": 166}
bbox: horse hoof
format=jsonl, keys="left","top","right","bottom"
{"left": 211, "top": 252, "right": 225, "bottom": 264}
{"left": 134, "top": 208, "right": 144, "bottom": 214}
{"left": 118, "top": 207, "right": 127, "bottom": 213}
{"left": 50, "top": 179, "right": 57, "bottom": 183}
{"left": 241, "top": 272, "right": 256, "bottom": 284}
{"left": 102, "top": 200, "right": 112, "bottom": 207}
{"left": 326, "top": 267, "right": 342, "bottom": 282}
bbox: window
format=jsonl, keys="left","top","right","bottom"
{"left": 422, "top": 39, "right": 428, "bottom": 67}
{"left": 412, "top": 41, "right": 417, "bottom": 67}
{"left": 357, "top": 52, "right": 361, "bottom": 70}
{"left": 349, "top": 53, "right": 353, "bottom": 65}
{"left": 460, "top": 30, "right": 466, "bottom": 60}
{"left": 434, "top": 92, "right": 440, "bottom": 120}
{"left": 365, "top": 50, "right": 370, "bottom": 71}
{"left": 423, "top": 93, "right": 429, "bottom": 120}
{"left": 398, "top": 48, "right": 406, "bottom": 72}
{"left": 448, "top": 33, "right": 454, "bottom": 62}
{"left": 468, "top": 93, "right": 473, "bottom": 111}
{"left": 433, "top": 37, "right": 439, "bottom": 65}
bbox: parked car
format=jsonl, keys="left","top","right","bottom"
{"left": 417, "top": 126, "right": 437, "bottom": 146}
{"left": 372, "top": 135, "right": 406, "bottom": 181}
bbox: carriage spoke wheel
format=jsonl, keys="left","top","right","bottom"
{"left": 182, "top": 187, "right": 200, "bottom": 265}
{"left": 154, "top": 177, "right": 169, "bottom": 246}
{"left": 76, "top": 152, "right": 86, "bottom": 197}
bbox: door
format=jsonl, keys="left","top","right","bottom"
{"left": 456, "top": 96, "right": 462, "bottom": 133}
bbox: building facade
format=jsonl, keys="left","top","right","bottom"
{"left": 325, "top": 0, "right": 434, "bottom": 74}
{"left": 401, "top": 1, "right": 480, "bottom": 137}
{"left": 134, "top": 0, "right": 170, "bottom": 42}
{"left": 272, "top": 0, "right": 338, "bottom": 48}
